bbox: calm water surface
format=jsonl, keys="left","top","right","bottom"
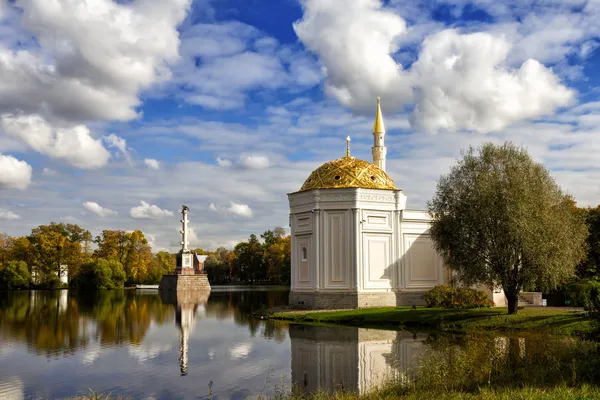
{"left": 0, "top": 288, "right": 426, "bottom": 399}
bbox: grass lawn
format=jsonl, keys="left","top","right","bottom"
{"left": 270, "top": 306, "right": 599, "bottom": 336}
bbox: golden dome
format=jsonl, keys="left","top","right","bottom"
{"left": 299, "top": 156, "right": 397, "bottom": 192}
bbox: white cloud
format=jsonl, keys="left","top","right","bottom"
{"left": 0, "top": 0, "right": 191, "bottom": 123}
{"left": 0, "top": 207, "right": 20, "bottom": 220}
{"left": 227, "top": 202, "right": 253, "bottom": 218}
{"left": 83, "top": 201, "right": 117, "bottom": 218}
{"left": 0, "top": 153, "right": 32, "bottom": 189}
{"left": 294, "top": 0, "right": 411, "bottom": 111}
{"left": 144, "top": 158, "right": 160, "bottom": 170}
{"left": 295, "top": 0, "right": 575, "bottom": 133}
{"left": 209, "top": 201, "right": 254, "bottom": 218}
{"left": 240, "top": 154, "right": 270, "bottom": 169}
{"left": 42, "top": 167, "right": 57, "bottom": 176}
{"left": 1, "top": 114, "right": 110, "bottom": 169}
{"left": 130, "top": 201, "right": 174, "bottom": 219}
{"left": 410, "top": 30, "right": 575, "bottom": 133}
{"left": 169, "top": 20, "right": 321, "bottom": 109}
{"left": 104, "top": 134, "right": 132, "bottom": 165}
{"left": 216, "top": 157, "right": 232, "bottom": 167}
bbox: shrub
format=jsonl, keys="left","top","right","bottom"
{"left": 0, "top": 261, "right": 30, "bottom": 290}
{"left": 581, "top": 280, "right": 600, "bottom": 313}
{"left": 423, "top": 285, "right": 493, "bottom": 308}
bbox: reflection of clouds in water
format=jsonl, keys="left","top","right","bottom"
{"left": 0, "top": 376, "right": 24, "bottom": 400}
{"left": 229, "top": 342, "right": 252, "bottom": 360}
{"left": 129, "top": 344, "right": 173, "bottom": 363}
{"left": 82, "top": 346, "right": 101, "bottom": 366}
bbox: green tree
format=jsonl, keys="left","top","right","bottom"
{"left": 71, "top": 259, "right": 126, "bottom": 289}
{"left": 577, "top": 206, "right": 600, "bottom": 279}
{"left": 0, "top": 260, "right": 30, "bottom": 289}
{"left": 428, "top": 142, "right": 587, "bottom": 314}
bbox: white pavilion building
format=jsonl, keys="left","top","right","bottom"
{"left": 287, "top": 98, "right": 452, "bottom": 309}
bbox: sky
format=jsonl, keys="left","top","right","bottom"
{"left": 0, "top": 0, "right": 599, "bottom": 252}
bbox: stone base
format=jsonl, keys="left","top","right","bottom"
{"left": 289, "top": 290, "right": 428, "bottom": 309}
{"left": 158, "top": 274, "right": 211, "bottom": 292}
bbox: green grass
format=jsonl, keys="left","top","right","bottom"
{"left": 270, "top": 307, "right": 599, "bottom": 336}
{"left": 284, "top": 385, "right": 600, "bottom": 400}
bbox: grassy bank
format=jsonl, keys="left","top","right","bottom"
{"left": 269, "top": 307, "right": 598, "bottom": 336}
{"left": 75, "top": 386, "right": 600, "bottom": 400}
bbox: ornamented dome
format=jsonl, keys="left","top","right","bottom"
{"left": 299, "top": 156, "right": 397, "bottom": 192}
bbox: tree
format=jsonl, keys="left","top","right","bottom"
{"left": 0, "top": 260, "right": 30, "bottom": 289}
{"left": 261, "top": 227, "right": 291, "bottom": 283}
{"left": 428, "top": 142, "right": 587, "bottom": 314}
{"left": 577, "top": 206, "right": 600, "bottom": 279}
{"left": 28, "top": 223, "right": 85, "bottom": 284}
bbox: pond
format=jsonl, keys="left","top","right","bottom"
{"left": 0, "top": 289, "right": 597, "bottom": 399}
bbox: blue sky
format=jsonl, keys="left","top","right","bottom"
{"left": 0, "top": 0, "right": 599, "bottom": 251}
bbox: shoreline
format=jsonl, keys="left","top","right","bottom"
{"left": 266, "top": 306, "right": 598, "bottom": 337}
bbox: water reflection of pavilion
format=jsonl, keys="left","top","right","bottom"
{"left": 289, "top": 325, "right": 426, "bottom": 395}
{"left": 159, "top": 291, "right": 209, "bottom": 376}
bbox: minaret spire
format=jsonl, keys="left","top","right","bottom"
{"left": 346, "top": 136, "right": 351, "bottom": 158}
{"left": 372, "top": 97, "right": 387, "bottom": 171}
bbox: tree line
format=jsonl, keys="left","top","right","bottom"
{"left": 0, "top": 223, "right": 291, "bottom": 290}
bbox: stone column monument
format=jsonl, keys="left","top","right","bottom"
{"left": 158, "top": 205, "right": 211, "bottom": 293}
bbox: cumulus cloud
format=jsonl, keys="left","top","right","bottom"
{"left": 0, "top": 153, "right": 32, "bottom": 189}
{"left": 130, "top": 201, "right": 174, "bottom": 219}
{"left": 0, "top": 0, "right": 191, "bottom": 123}
{"left": 294, "top": 0, "right": 411, "bottom": 111}
{"left": 144, "top": 158, "right": 160, "bottom": 170}
{"left": 104, "top": 134, "right": 132, "bottom": 165}
{"left": 0, "top": 207, "right": 20, "bottom": 220}
{"left": 239, "top": 154, "right": 270, "bottom": 169}
{"left": 216, "top": 157, "right": 232, "bottom": 167}
{"left": 83, "top": 201, "right": 117, "bottom": 218}
{"left": 1, "top": 114, "right": 110, "bottom": 169}
{"left": 0, "top": 0, "right": 191, "bottom": 169}
{"left": 295, "top": 0, "right": 575, "bottom": 133}
{"left": 410, "top": 30, "right": 575, "bottom": 133}
{"left": 227, "top": 202, "right": 253, "bottom": 218}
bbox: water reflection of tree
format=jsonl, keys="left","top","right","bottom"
{"left": 0, "top": 290, "right": 174, "bottom": 355}
{"left": 414, "top": 332, "right": 600, "bottom": 392}
{"left": 204, "top": 289, "right": 288, "bottom": 342}
{"left": 0, "top": 291, "right": 88, "bottom": 356}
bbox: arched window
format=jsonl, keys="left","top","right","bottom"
{"left": 301, "top": 247, "right": 308, "bottom": 261}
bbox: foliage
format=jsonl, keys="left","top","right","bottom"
{"left": 423, "top": 285, "right": 493, "bottom": 308}
{"left": 0, "top": 260, "right": 30, "bottom": 290}
{"left": 580, "top": 280, "right": 600, "bottom": 313}
{"left": 71, "top": 259, "right": 126, "bottom": 290}
{"left": 1, "top": 222, "right": 291, "bottom": 289}
{"left": 428, "top": 142, "right": 588, "bottom": 314}
{"left": 576, "top": 206, "right": 600, "bottom": 279}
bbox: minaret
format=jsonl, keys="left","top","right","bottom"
{"left": 372, "top": 97, "right": 387, "bottom": 172}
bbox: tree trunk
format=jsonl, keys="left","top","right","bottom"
{"left": 507, "top": 293, "right": 519, "bottom": 314}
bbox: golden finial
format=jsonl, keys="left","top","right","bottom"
{"left": 373, "top": 96, "right": 385, "bottom": 134}
{"left": 346, "top": 136, "right": 351, "bottom": 157}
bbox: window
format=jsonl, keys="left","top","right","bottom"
{"left": 301, "top": 247, "right": 308, "bottom": 261}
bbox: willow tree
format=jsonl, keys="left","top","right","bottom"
{"left": 428, "top": 142, "right": 587, "bottom": 314}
